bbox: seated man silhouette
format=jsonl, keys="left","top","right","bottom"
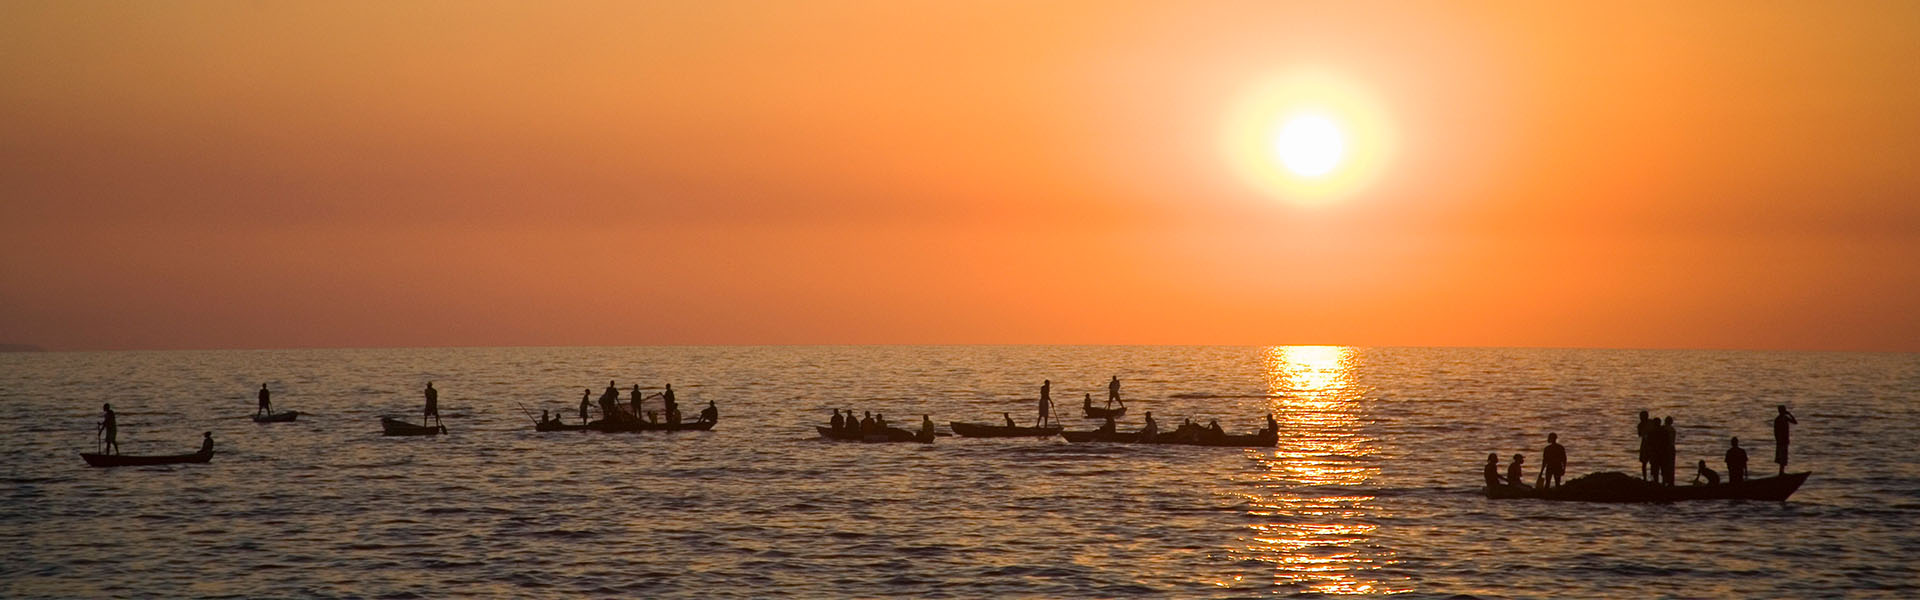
{"left": 1483, "top": 453, "right": 1503, "bottom": 488}
{"left": 1506, "top": 454, "right": 1528, "bottom": 488}
{"left": 1725, "top": 437, "right": 1749, "bottom": 484}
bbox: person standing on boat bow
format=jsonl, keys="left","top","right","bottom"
{"left": 1541, "top": 433, "right": 1567, "bottom": 489}
{"left": 1037, "top": 380, "right": 1054, "bottom": 427}
{"left": 1636, "top": 410, "right": 1656, "bottom": 481}
{"left": 97, "top": 403, "right": 120, "bottom": 455}
{"left": 662, "top": 384, "right": 679, "bottom": 425}
{"left": 423, "top": 382, "right": 441, "bottom": 427}
{"left": 579, "top": 389, "right": 592, "bottom": 424}
{"left": 1107, "top": 376, "right": 1123, "bottom": 408}
{"left": 1773, "top": 405, "right": 1797, "bottom": 475}
{"left": 256, "top": 383, "right": 272, "bottom": 418}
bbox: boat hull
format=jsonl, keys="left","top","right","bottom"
{"left": 1082, "top": 406, "right": 1126, "bottom": 419}
{"left": 380, "top": 417, "right": 446, "bottom": 436}
{"left": 253, "top": 411, "right": 299, "bottom": 423}
{"left": 949, "top": 422, "right": 1062, "bottom": 438}
{"left": 816, "top": 425, "right": 933, "bottom": 444}
{"left": 81, "top": 450, "right": 213, "bottom": 468}
{"left": 1486, "top": 471, "right": 1811, "bottom": 502}
{"left": 590, "top": 418, "right": 717, "bottom": 433}
{"left": 1061, "top": 429, "right": 1276, "bottom": 447}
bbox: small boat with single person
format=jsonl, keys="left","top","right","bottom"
{"left": 816, "top": 425, "right": 933, "bottom": 444}
{"left": 1486, "top": 471, "right": 1810, "bottom": 502}
{"left": 381, "top": 416, "right": 446, "bottom": 436}
{"left": 253, "top": 410, "right": 300, "bottom": 423}
{"left": 80, "top": 449, "right": 214, "bottom": 468}
{"left": 949, "top": 421, "right": 1062, "bottom": 438}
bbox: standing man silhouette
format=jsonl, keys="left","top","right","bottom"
{"left": 97, "top": 403, "right": 120, "bottom": 455}
{"left": 1037, "top": 379, "right": 1052, "bottom": 427}
{"left": 1773, "top": 405, "right": 1798, "bottom": 474}
{"left": 1107, "top": 376, "right": 1122, "bottom": 408}
{"left": 257, "top": 383, "right": 272, "bottom": 418}
{"left": 1726, "top": 437, "right": 1749, "bottom": 483}
{"left": 423, "top": 382, "right": 440, "bottom": 427}
{"left": 1541, "top": 433, "right": 1567, "bottom": 489}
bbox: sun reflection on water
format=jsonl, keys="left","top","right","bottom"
{"left": 1227, "top": 346, "right": 1406, "bottom": 594}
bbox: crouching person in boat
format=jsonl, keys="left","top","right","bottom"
{"left": 1097, "top": 414, "right": 1117, "bottom": 434}
{"left": 1506, "top": 454, "right": 1528, "bottom": 489}
{"left": 1484, "top": 453, "right": 1502, "bottom": 488}
{"left": 1693, "top": 460, "right": 1720, "bottom": 486}
{"left": 700, "top": 401, "right": 719, "bottom": 424}
{"left": 1137, "top": 412, "right": 1158, "bottom": 442}
{"left": 199, "top": 432, "right": 215, "bottom": 454}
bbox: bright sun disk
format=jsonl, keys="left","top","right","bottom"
{"left": 1274, "top": 114, "right": 1345, "bottom": 177}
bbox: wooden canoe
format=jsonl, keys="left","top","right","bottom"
{"left": 381, "top": 417, "right": 446, "bottom": 436}
{"left": 1082, "top": 405, "right": 1127, "bottom": 419}
{"left": 1061, "top": 428, "right": 1277, "bottom": 447}
{"left": 816, "top": 425, "right": 933, "bottom": 444}
{"left": 1486, "top": 471, "right": 1810, "bottom": 502}
{"left": 252, "top": 411, "right": 299, "bottom": 423}
{"left": 81, "top": 449, "right": 213, "bottom": 468}
{"left": 949, "top": 421, "right": 1062, "bottom": 438}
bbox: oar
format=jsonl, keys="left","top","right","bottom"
{"left": 513, "top": 402, "right": 540, "bottom": 428}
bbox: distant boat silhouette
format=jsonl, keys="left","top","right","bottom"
{"left": 816, "top": 425, "right": 933, "bottom": 444}
{"left": 253, "top": 410, "right": 300, "bottom": 423}
{"left": 536, "top": 417, "right": 717, "bottom": 433}
{"left": 949, "top": 421, "right": 1062, "bottom": 438}
{"left": 80, "top": 449, "right": 212, "bottom": 468}
{"left": 1486, "top": 471, "right": 1810, "bottom": 502}
{"left": 381, "top": 416, "right": 445, "bottom": 436}
{"left": 1083, "top": 405, "right": 1126, "bottom": 419}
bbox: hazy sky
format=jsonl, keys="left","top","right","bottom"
{"left": 3, "top": 1, "right": 1917, "bottom": 351}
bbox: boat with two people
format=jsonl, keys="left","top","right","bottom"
{"left": 81, "top": 432, "right": 216, "bottom": 468}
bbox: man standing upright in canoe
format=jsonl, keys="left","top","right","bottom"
{"left": 257, "top": 383, "right": 272, "bottom": 418}
{"left": 1037, "top": 379, "right": 1053, "bottom": 427}
{"left": 423, "top": 382, "right": 440, "bottom": 427}
{"left": 1773, "top": 405, "right": 1798, "bottom": 474}
{"left": 1107, "top": 376, "right": 1123, "bottom": 408}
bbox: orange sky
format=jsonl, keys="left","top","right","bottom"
{"left": 3, "top": 1, "right": 1917, "bottom": 351}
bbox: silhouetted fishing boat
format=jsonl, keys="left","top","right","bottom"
{"left": 534, "top": 420, "right": 593, "bottom": 432}
{"left": 252, "top": 411, "right": 299, "bottom": 423}
{"left": 949, "top": 421, "right": 1062, "bottom": 438}
{"left": 1082, "top": 405, "right": 1126, "bottom": 419}
{"left": 816, "top": 425, "right": 933, "bottom": 444}
{"left": 80, "top": 449, "right": 213, "bottom": 468}
{"left": 381, "top": 417, "right": 446, "bottom": 436}
{"left": 591, "top": 418, "right": 718, "bottom": 433}
{"left": 1486, "top": 471, "right": 1810, "bottom": 502}
{"left": 1061, "top": 428, "right": 1277, "bottom": 448}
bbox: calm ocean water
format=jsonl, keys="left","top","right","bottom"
{"left": 2, "top": 346, "right": 1916, "bottom": 598}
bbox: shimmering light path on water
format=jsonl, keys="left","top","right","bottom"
{"left": 2, "top": 346, "right": 1916, "bottom": 598}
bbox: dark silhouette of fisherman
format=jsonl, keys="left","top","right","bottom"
{"left": 1003, "top": 412, "right": 1015, "bottom": 428}
{"left": 1037, "top": 380, "right": 1053, "bottom": 427}
{"left": 1660, "top": 416, "right": 1678, "bottom": 487}
{"left": 1636, "top": 410, "right": 1656, "bottom": 480}
{"left": 1773, "top": 405, "right": 1797, "bottom": 474}
{"left": 860, "top": 411, "right": 876, "bottom": 434}
{"left": 630, "top": 384, "right": 643, "bottom": 418}
{"left": 1541, "top": 433, "right": 1567, "bottom": 489}
{"left": 1264, "top": 413, "right": 1278, "bottom": 435}
{"left": 578, "top": 389, "right": 591, "bottom": 424}
{"left": 1693, "top": 460, "right": 1720, "bottom": 486}
{"left": 830, "top": 409, "right": 845, "bottom": 432}
{"left": 1108, "top": 376, "right": 1122, "bottom": 407}
{"left": 97, "top": 403, "right": 120, "bottom": 454}
{"left": 920, "top": 414, "right": 934, "bottom": 438}
{"left": 423, "top": 382, "right": 441, "bottom": 427}
{"left": 1139, "top": 411, "right": 1158, "bottom": 440}
{"left": 1083, "top": 393, "right": 1093, "bottom": 413}
{"left": 1506, "top": 454, "right": 1527, "bottom": 488}
{"left": 1098, "top": 414, "right": 1117, "bottom": 434}
{"left": 199, "top": 431, "right": 214, "bottom": 454}
{"left": 257, "top": 384, "right": 272, "bottom": 417}
{"left": 663, "top": 384, "right": 680, "bottom": 425}
{"left": 700, "top": 401, "right": 718, "bottom": 424}
{"left": 1483, "top": 453, "right": 1502, "bottom": 488}
{"left": 1725, "top": 437, "right": 1749, "bottom": 483}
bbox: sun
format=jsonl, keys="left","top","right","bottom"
{"left": 1274, "top": 114, "right": 1345, "bottom": 178}
{"left": 1222, "top": 70, "right": 1394, "bottom": 206}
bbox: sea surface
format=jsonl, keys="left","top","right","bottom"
{"left": 2, "top": 346, "right": 1917, "bottom": 598}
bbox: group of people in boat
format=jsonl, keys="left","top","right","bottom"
{"left": 546, "top": 380, "right": 717, "bottom": 427}
{"left": 1487, "top": 405, "right": 1799, "bottom": 490}
{"left": 825, "top": 409, "right": 935, "bottom": 438}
